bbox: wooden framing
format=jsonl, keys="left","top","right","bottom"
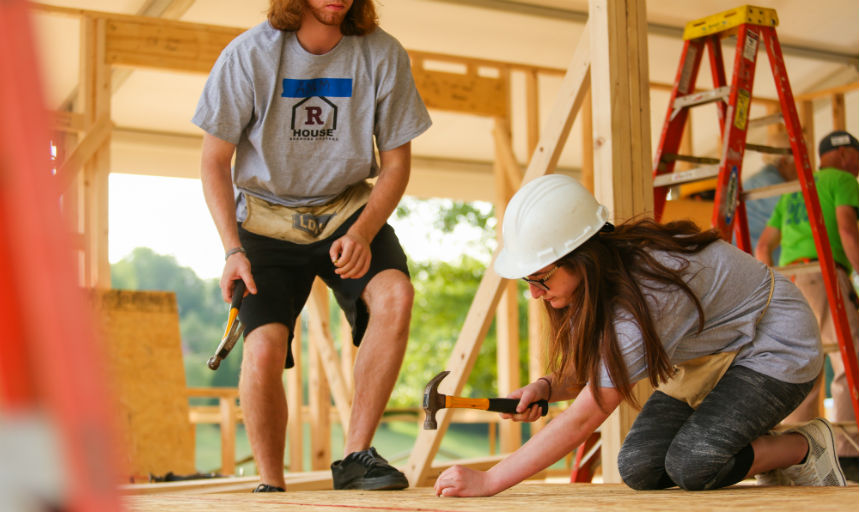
{"left": 406, "top": 14, "right": 594, "bottom": 486}
{"left": 35, "top": 1, "right": 858, "bottom": 489}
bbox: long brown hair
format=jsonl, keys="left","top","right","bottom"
{"left": 267, "top": 0, "right": 379, "bottom": 35}
{"left": 545, "top": 218, "right": 722, "bottom": 410}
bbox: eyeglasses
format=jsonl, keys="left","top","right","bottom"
{"left": 522, "top": 264, "right": 560, "bottom": 291}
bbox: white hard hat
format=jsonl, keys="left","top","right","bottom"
{"left": 494, "top": 174, "right": 609, "bottom": 279}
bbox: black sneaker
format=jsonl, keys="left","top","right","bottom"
{"left": 252, "top": 483, "right": 285, "bottom": 492}
{"left": 331, "top": 447, "right": 408, "bottom": 490}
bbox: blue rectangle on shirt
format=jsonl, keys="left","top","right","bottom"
{"left": 282, "top": 78, "right": 353, "bottom": 98}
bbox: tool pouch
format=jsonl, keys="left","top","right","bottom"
{"left": 656, "top": 351, "right": 737, "bottom": 409}
{"left": 242, "top": 181, "right": 372, "bottom": 244}
{"left": 656, "top": 267, "right": 775, "bottom": 409}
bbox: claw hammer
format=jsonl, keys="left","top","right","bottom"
{"left": 207, "top": 280, "right": 245, "bottom": 370}
{"left": 422, "top": 370, "right": 548, "bottom": 429}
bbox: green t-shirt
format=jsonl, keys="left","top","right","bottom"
{"left": 767, "top": 167, "right": 859, "bottom": 270}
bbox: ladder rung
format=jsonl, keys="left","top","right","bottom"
{"left": 673, "top": 86, "right": 731, "bottom": 110}
{"left": 774, "top": 261, "right": 820, "bottom": 277}
{"left": 654, "top": 165, "right": 720, "bottom": 188}
{"left": 661, "top": 153, "right": 721, "bottom": 166}
{"left": 748, "top": 113, "right": 784, "bottom": 129}
{"left": 742, "top": 179, "right": 800, "bottom": 201}
{"left": 745, "top": 143, "right": 792, "bottom": 155}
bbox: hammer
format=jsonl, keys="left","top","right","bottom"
{"left": 422, "top": 370, "right": 548, "bottom": 430}
{"left": 207, "top": 280, "right": 245, "bottom": 370}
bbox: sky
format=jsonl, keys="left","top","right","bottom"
{"left": 108, "top": 174, "right": 495, "bottom": 281}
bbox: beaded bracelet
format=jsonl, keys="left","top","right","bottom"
{"left": 224, "top": 246, "right": 246, "bottom": 260}
{"left": 537, "top": 376, "right": 553, "bottom": 401}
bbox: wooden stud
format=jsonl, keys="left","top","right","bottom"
{"left": 493, "top": 121, "right": 521, "bottom": 453}
{"left": 492, "top": 117, "right": 524, "bottom": 190}
{"left": 339, "top": 310, "right": 355, "bottom": 397}
{"left": 581, "top": 87, "right": 595, "bottom": 190}
{"left": 308, "top": 308, "right": 331, "bottom": 471}
{"left": 588, "top": 0, "right": 653, "bottom": 483}
{"left": 306, "top": 279, "right": 352, "bottom": 434}
{"left": 219, "top": 396, "right": 237, "bottom": 476}
{"left": 78, "top": 15, "right": 112, "bottom": 289}
{"left": 56, "top": 112, "right": 112, "bottom": 191}
{"left": 524, "top": 69, "right": 549, "bottom": 436}
{"left": 831, "top": 93, "right": 846, "bottom": 131}
{"left": 799, "top": 100, "right": 816, "bottom": 170}
{"left": 287, "top": 317, "right": 304, "bottom": 473}
{"left": 51, "top": 110, "right": 87, "bottom": 133}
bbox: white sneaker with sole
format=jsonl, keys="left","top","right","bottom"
{"left": 755, "top": 468, "right": 793, "bottom": 486}
{"left": 755, "top": 430, "right": 794, "bottom": 486}
{"left": 782, "top": 418, "right": 847, "bottom": 486}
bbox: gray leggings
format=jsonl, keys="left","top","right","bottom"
{"left": 617, "top": 365, "right": 814, "bottom": 490}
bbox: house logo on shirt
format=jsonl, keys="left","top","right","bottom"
{"left": 282, "top": 78, "right": 352, "bottom": 141}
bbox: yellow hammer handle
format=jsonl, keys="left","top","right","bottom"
{"left": 445, "top": 396, "right": 491, "bottom": 410}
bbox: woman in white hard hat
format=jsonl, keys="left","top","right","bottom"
{"left": 434, "top": 174, "right": 844, "bottom": 497}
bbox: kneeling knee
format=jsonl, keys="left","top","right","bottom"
{"left": 618, "top": 452, "right": 667, "bottom": 490}
{"left": 664, "top": 455, "right": 711, "bottom": 491}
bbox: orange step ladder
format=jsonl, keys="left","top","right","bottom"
{"left": 651, "top": 5, "right": 858, "bottom": 422}
{"left": 0, "top": 1, "right": 124, "bottom": 510}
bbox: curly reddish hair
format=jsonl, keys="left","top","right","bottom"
{"left": 268, "top": 0, "right": 378, "bottom": 35}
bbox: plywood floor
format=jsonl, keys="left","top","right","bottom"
{"left": 124, "top": 483, "right": 858, "bottom": 512}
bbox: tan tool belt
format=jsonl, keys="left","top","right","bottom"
{"left": 241, "top": 181, "right": 372, "bottom": 244}
{"left": 656, "top": 267, "right": 775, "bottom": 409}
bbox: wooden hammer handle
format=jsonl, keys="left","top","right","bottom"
{"left": 445, "top": 396, "right": 548, "bottom": 416}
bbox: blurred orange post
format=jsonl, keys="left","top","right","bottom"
{"left": 0, "top": 1, "right": 124, "bottom": 510}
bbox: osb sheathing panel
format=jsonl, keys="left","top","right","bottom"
{"left": 93, "top": 289, "right": 195, "bottom": 478}
{"left": 123, "top": 483, "right": 858, "bottom": 512}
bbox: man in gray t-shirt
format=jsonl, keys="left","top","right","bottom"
{"left": 192, "top": 0, "right": 431, "bottom": 493}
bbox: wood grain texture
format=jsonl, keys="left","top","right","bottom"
{"left": 123, "top": 482, "right": 858, "bottom": 511}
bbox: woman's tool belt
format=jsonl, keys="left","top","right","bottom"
{"left": 656, "top": 267, "right": 776, "bottom": 409}
{"left": 241, "top": 181, "right": 372, "bottom": 244}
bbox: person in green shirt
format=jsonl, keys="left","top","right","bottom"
{"left": 756, "top": 130, "right": 859, "bottom": 482}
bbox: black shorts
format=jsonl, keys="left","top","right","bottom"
{"left": 237, "top": 207, "right": 409, "bottom": 368}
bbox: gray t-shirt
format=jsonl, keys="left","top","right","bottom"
{"left": 598, "top": 240, "right": 822, "bottom": 387}
{"left": 192, "top": 22, "right": 432, "bottom": 211}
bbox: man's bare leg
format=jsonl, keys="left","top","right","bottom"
{"left": 344, "top": 269, "right": 412, "bottom": 455}
{"left": 240, "top": 322, "right": 289, "bottom": 488}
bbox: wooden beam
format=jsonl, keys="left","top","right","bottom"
{"left": 339, "top": 311, "right": 355, "bottom": 397}
{"left": 492, "top": 117, "right": 524, "bottom": 190}
{"left": 799, "top": 100, "right": 816, "bottom": 170}
{"left": 523, "top": 69, "right": 548, "bottom": 436}
{"left": 404, "top": 254, "right": 507, "bottom": 486}
{"left": 56, "top": 112, "right": 112, "bottom": 191}
{"left": 588, "top": 0, "right": 653, "bottom": 483}
{"left": 219, "top": 395, "right": 237, "bottom": 475}
{"left": 51, "top": 110, "right": 87, "bottom": 133}
{"left": 105, "top": 17, "right": 241, "bottom": 74}
{"left": 493, "top": 119, "right": 521, "bottom": 453}
{"left": 405, "top": 21, "right": 592, "bottom": 487}
{"left": 411, "top": 54, "right": 509, "bottom": 118}
{"left": 581, "top": 87, "right": 594, "bottom": 191}
{"left": 287, "top": 318, "right": 304, "bottom": 473}
{"left": 831, "top": 93, "right": 846, "bottom": 131}
{"left": 794, "top": 80, "right": 858, "bottom": 101}
{"left": 520, "top": 25, "right": 590, "bottom": 184}
{"left": 308, "top": 312, "right": 332, "bottom": 471}
{"left": 79, "top": 15, "right": 112, "bottom": 289}
{"left": 306, "top": 279, "right": 353, "bottom": 433}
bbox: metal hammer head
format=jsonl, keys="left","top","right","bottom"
{"left": 422, "top": 370, "right": 450, "bottom": 430}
